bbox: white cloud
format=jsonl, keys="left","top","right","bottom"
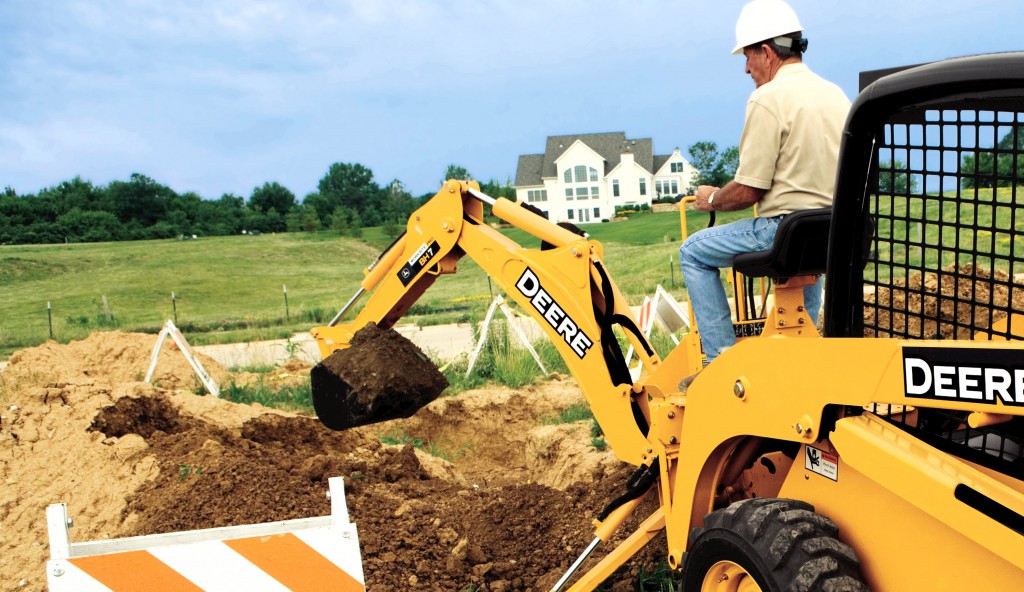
{"left": 2, "top": 0, "right": 1023, "bottom": 197}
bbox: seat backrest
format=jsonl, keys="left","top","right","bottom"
{"left": 731, "top": 208, "right": 832, "bottom": 279}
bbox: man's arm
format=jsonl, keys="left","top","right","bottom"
{"left": 693, "top": 181, "right": 764, "bottom": 212}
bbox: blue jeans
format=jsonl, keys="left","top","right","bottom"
{"left": 679, "top": 216, "right": 823, "bottom": 363}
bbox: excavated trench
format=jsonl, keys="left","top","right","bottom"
{"left": 0, "top": 332, "right": 663, "bottom": 592}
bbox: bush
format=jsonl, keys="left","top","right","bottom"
{"left": 614, "top": 204, "right": 651, "bottom": 217}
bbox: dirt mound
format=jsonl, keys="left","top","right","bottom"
{"left": 0, "top": 332, "right": 207, "bottom": 591}
{"left": 117, "top": 401, "right": 371, "bottom": 534}
{"left": 89, "top": 393, "right": 190, "bottom": 438}
{"left": 865, "top": 263, "right": 1024, "bottom": 338}
{"left": 0, "top": 332, "right": 659, "bottom": 591}
{"left": 3, "top": 331, "right": 229, "bottom": 391}
{"left": 373, "top": 383, "right": 622, "bottom": 489}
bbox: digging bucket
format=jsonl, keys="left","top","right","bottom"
{"left": 310, "top": 322, "right": 448, "bottom": 431}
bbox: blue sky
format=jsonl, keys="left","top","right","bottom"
{"left": 1, "top": 0, "right": 1021, "bottom": 200}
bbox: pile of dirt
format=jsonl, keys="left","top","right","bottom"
{"left": 865, "top": 263, "right": 1024, "bottom": 338}
{"left": 0, "top": 332, "right": 661, "bottom": 591}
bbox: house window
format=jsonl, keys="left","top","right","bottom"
{"left": 575, "top": 165, "right": 587, "bottom": 183}
{"left": 593, "top": 207, "right": 600, "bottom": 219}
{"left": 591, "top": 186, "right": 599, "bottom": 199}
{"left": 578, "top": 208, "right": 591, "bottom": 222}
{"left": 566, "top": 188, "right": 573, "bottom": 200}
{"left": 613, "top": 180, "right": 620, "bottom": 197}
{"left": 589, "top": 167, "right": 598, "bottom": 182}
{"left": 671, "top": 162, "right": 683, "bottom": 173}
{"left": 576, "top": 187, "right": 588, "bottom": 200}
{"left": 564, "top": 169, "right": 572, "bottom": 183}
{"left": 655, "top": 180, "right": 664, "bottom": 196}
{"left": 639, "top": 178, "right": 647, "bottom": 196}
{"left": 567, "top": 209, "right": 574, "bottom": 220}
{"left": 671, "top": 181, "right": 678, "bottom": 194}
{"left": 527, "top": 190, "right": 548, "bottom": 203}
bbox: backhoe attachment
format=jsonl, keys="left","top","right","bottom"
{"left": 310, "top": 322, "right": 448, "bottom": 431}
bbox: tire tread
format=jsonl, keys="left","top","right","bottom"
{"left": 683, "top": 498, "right": 870, "bottom": 592}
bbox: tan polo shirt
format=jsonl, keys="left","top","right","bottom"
{"left": 735, "top": 62, "right": 851, "bottom": 218}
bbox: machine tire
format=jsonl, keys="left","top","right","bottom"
{"left": 681, "top": 498, "right": 870, "bottom": 592}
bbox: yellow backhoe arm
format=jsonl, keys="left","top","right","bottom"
{"left": 311, "top": 180, "right": 681, "bottom": 466}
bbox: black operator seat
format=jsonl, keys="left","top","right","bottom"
{"left": 731, "top": 208, "right": 832, "bottom": 279}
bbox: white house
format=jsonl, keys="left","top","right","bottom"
{"left": 514, "top": 132, "right": 697, "bottom": 223}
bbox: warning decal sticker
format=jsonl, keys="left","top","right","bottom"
{"left": 804, "top": 445, "right": 838, "bottom": 481}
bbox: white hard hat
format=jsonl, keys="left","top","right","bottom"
{"left": 732, "top": 0, "right": 803, "bottom": 55}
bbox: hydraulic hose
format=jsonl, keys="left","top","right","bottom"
{"left": 596, "top": 458, "right": 660, "bottom": 521}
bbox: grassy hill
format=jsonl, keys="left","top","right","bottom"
{"left": 0, "top": 208, "right": 740, "bottom": 358}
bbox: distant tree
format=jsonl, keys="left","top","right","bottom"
{"left": 382, "top": 219, "right": 401, "bottom": 237}
{"left": 878, "top": 160, "right": 919, "bottom": 194}
{"left": 286, "top": 205, "right": 320, "bottom": 232}
{"left": 317, "top": 162, "right": 383, "bottom": 226}
{"left": 962, "top": 126, "right": 1024, "bottom": 189}
{"left": 719, "top": 147, "right": 739, "bottom": 182}
{"left": 329, "top": 205, "right": 354, "bottom": 235}
{"left": 348, "top": 210, "right": 363, "bottom": 238}
{"left": 238, "top": 206, "right": 283, "bottom": 234}
{"left": 687, "top": 141, "right": 739, "bottom": 190}
{"left": 381, "top": 179, "right": 416, "bottom": 225}
{"left": 443, "top": 164, "right": 471, "bottom": 182}
{"left": 167, "top": 191, "right": 204, "bottom": 235}
{"left": 0, "top": 191, "right": 34, "bottom": 243}
{"left": 196, "top": 193, "right": 245, "bottom": 235}
{"left": 249, "top": 181, "right": 296, "bottom": 217}
{"left": 36, "top": 176, "right": 101, "bottom": 215}
{"left": 479, "top": 176, "right": 515, "bottom": 199}
{"left": 687, "top": 141, "right": 719, "bottom": 184}
{"left": 103, "top": 173, "right": 174, "bottom": 227}
{"left": 301, "top": 191, "right": 329, "bottom": 222}
{"left": 286, "top": 208, "right": 302, "bottom": 233}
{"left": 55, "top": 208, "right": 122, "bottom": 242}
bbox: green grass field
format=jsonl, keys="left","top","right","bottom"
{"left": 0, "top": 208, "right": 743, "bottom": 358}
{"left": 870, "top": 186, "right": 1024, "bottom": 280}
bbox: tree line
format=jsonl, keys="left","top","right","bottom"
{"left": 0, "top": 163, "right": 513, "bottom": 245}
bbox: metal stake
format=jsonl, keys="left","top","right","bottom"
{"left": 283, "top": 284, "right": 289, "bottom": 320}
{"left": 47, "top": 301, "right": 53, "bottom": 340}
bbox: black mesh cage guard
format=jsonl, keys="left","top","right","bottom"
{"left": 824, "top": 53, "right": 1024, "bottom": 477}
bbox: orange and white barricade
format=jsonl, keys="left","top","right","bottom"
{"left": 46, "top": 477, "right": 364, "bottom": 591}
{"left": 625, "top": 285, "right": 691, "bottom": 381}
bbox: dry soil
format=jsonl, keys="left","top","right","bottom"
{"left": 0, "top": 331, "right": 662, "bottom": 592}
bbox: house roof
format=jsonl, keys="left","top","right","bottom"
{"left": 515, "top": 154, "right": 545, "bottom": 187}
{"left": 653, "top": 154, "right": 671, "bottom": 175}
{"left": 515, "top": 132, "right": 656, "bottom": 186}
